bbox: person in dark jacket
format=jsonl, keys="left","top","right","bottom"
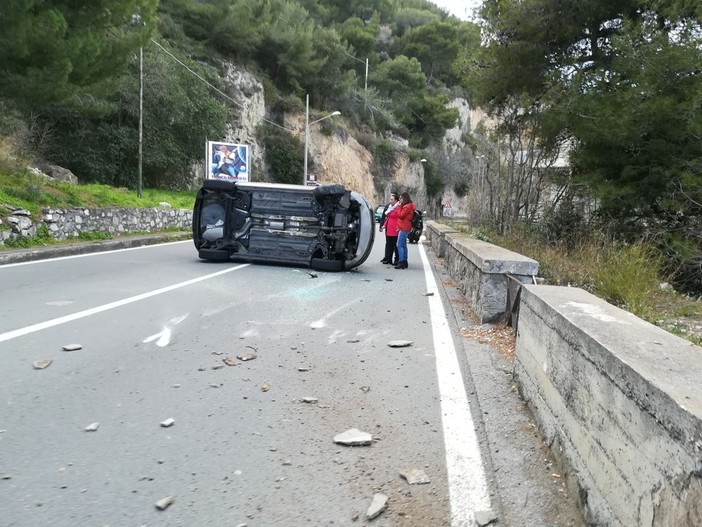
{"left": 394, "top": 192, "right": 415, "bottom": 269}
{"left": 379, "top": 192, "right": 400, "bottom": 265}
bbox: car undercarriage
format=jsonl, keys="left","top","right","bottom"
{"left": 192, "top": 180, "right": 375, "bottom": 271}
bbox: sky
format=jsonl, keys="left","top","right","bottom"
{"left": 430, "top": 0, "right": 482, "bottom": 21}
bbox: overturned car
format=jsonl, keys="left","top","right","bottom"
{"left": 192, "top": 180, "right": 375, "bottom": 271}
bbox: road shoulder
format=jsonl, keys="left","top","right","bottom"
{"left": 426, "top": 246, "right": 586, "bottom": 527}
{"left": 0, "top": 231, "right": 192, "bottom": 266}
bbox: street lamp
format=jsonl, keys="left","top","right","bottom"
{"left": 138, "top": 45, "right": 143, "bottom": 198}
{"left": 303, "top": 93, "right": 340, "bottom": 185}
{"left": 130, "top": 14, "right": 145, "bottom": 198}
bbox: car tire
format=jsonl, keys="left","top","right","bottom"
{"left": 198, "top": 248, "right": 229, "bottom": 261}
{"left": 203, "top": 179, "right": 236, "bottom": 192}
{"left": 311, "top": 258, "right": 344, "bottom": 272}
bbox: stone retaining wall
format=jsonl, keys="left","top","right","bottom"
{"left": 1, "top": 206, "right": 192, "bottom": 244}
{"left": 425, "top": 220, "right": 539, "bottom": 322}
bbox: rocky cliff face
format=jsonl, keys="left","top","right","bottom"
{"left": 221, "top": 63, "right": 266, "bottom": 180}
{"left": 218, "top": 64, "right": 474, "bottom": 212}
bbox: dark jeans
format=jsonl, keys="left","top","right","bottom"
{"left": 384, "top": 235, "right": 398, "bottom": 263}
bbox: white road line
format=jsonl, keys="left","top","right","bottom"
{"left": 0, "top": 240, "right": 190, "bottom": 268}
{"left": 419, "top": 243, "right": 491, "bottom": 526}
{"left": 0, "top": 264, "right": 249, "bottom": 343}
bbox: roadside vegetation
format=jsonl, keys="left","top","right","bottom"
{"left": 0, "top": 169, "right": 193, "bottom": 250}
{"left": 455, "top": 223, "right": 702, "bottom": 346}
{"left": 0, "top": 172, "right": 195, "bottom": 214}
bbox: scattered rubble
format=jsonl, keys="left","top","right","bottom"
{"left": 400, "top": 468, "right": 430, "bottom": 485}
{"left": 84, "top": 423, "right": 100, "bottom": 432}
{"left": 236, "top": 354, "right": 256, "bottom": 362}
{"left": 261, "top": 384, "right": 270, "bottom": 392}
{"left": 475, "top": 509, "right": 498, "bottom": 526}
{"left": 334, "top": 428, "right": 372, "bottom": 446}
{"left": 223, "top": 356, "right": 238, "bottom": 366}
{"left": 365, "top": 493, "right": 388, "bottom": 520}
{"left": 32, "top": 359, "right": 52, "bottom": 369}
{"left": 154, "top": 496, "right": 174, "bottom": 510}
{"left": 387, "top": 340, "right": 413, "bottom": 348}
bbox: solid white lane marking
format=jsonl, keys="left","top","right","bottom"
{"left": 0, "top": 240, "right": 190, "bottom": 268}
{"left": 0, "top": 264, "right": 248, "bottom": 343}
{"left": 419, "top": 243, "right": 491, "bottom": 526}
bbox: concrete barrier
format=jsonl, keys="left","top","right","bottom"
{"left": 424, "top": 220, "right": 459, "bottom": 257}
{"left": 515, "top": 285, "right": 702, "bottom": 526}
{"left": 440, "top": 231, "right": 538, "bottom": 323}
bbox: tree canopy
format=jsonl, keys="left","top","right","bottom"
{"left": 461, "top": 0, "right": 702, "bottom": 292}
{"left": 0, "top": 0, "right": 157, "bottom": 111}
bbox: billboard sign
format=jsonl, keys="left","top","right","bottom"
{"left": 206, "top": 141, "right": 250, "bottom": 182}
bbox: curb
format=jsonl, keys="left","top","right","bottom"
{"left": 0, "top": 232, "right": 192, "bottom": 266}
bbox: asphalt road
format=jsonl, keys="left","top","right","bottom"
{"left": 0, "top": 238, "right": 586, "bottom": 526}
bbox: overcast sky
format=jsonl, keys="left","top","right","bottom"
{"left": 430, "top": 0, "right": 482, "bottom": 21}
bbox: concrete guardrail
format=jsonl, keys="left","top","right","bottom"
{"left": 425, "top": 220, "right": 539, "bottom": 323}
{"left": 425, "top": 220, "right": 702, "bottom": 526}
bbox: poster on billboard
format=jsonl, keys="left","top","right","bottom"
{"left": 206, "top": 141, "right": 250, "bottom": 182}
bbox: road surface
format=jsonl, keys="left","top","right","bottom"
{"left": 0, "top": 239, "right": 584, "bottom": 526}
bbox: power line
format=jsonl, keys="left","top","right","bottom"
{"left": 149, "top": 38, "right": 293, "bottom": 133}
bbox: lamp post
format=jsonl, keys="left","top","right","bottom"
{"left": 303, "top": 94, "right": 340, "bottom": 185}
{"left": 138, "top": 45, "right": 143, "bottom": 198}
{"left": 130, "top": 14, "right": 145, "bottom": 198}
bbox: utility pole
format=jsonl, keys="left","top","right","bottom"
{"left": 303, "top": 94, "right": 309, "bottom": 186}
{"left": 138, "top": 46, "right": 143, "bottom": 199}
{"left": 365, "top": 58, "right": 368, "bottom": 94}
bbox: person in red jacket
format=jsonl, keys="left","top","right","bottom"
{"left": 379, "top": 192, "right": 400, "bottom": 265}
{"left": 394, "top": 192, "right": 416, "bottom": 269}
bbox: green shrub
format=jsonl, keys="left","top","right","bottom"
{"left": 259, "top": 124, "right": 304, "bottom": 185}
{"left": 3, "top": 223, "right": 54, "bottom": 249}
{"left": 540, "top": 201, "right": 589, "bottom": 250}
{"left": 592, "top": 244, "right": 660, "bottom": 320}
{"left": 422, "top": 158, "right": 444, "bottom": 197}
{"left": 470, "top": 227, "right": 495, "bottom": 244}
{"left": 454, "top": 181, "right": 469, "bottom": 198}
{"left": 77, "top": 231, "right": 113, "bottom": 241}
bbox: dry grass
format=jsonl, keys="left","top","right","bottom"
{"left": 448, "top": 222, "right": 702, "bottom": 346}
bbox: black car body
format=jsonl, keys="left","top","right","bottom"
{"left": 192, "top": 180, "right": 375, "bottom": 271}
